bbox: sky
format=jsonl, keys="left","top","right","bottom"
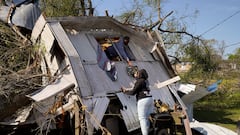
{"left": 92, "top": 0, "right": 240, "bottom": 58}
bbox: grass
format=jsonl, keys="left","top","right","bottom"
{"left": 178, "top": 56, "right": 240, "bottom": 133}
{"left": 194, "top": 108, "right": 240, "bottom": 132}
{"left": 193, "top": 90, "right": 240, "bottom": 132}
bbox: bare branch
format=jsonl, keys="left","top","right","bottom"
{"left": 156, "top": 11, "right": 202, "bottom": 41}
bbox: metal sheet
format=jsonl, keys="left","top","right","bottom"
{"left": 151, "top": 87, "right": 175, "bottom": 108}
{"left": 67, "top": 32, "right": 97, "bottom": 63}
{"left": 83, "top": 61, "right": 171, "bottom": 95}
{"left": 130, "top": 41, "right": 153, "bottom": 61}
{"left": 117, "top": 93, "right": 139, "bottom": 132}
{"left": 85, "top": 34, "right": 99, "bottom": 51}
{"left": 83, "top": 97, "right": 110, "bottom": 130}
{"left": 11, "top": 3, "right": 41, "bottom": 30}
{"left": 181, "top": 86, "right": 210, "bottom": 104}
{"left": 40, "top": 24, "right": 60, "bottom": 76}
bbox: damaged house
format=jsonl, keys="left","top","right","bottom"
{"left": 25, "top": 15, "right": 237, "bottom": 135}
{"left": 0, "top": 1, "right": 238, "bottom": 134}
{"left": 27, "top": 14, "right": 188, "bottom": 135}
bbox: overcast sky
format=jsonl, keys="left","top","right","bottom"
{"left": 92, "top": 0, "right": 240, "bottom": 58}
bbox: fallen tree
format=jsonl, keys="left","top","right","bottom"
{"left": 0, "top": 21, "right": 43, "bottom": 120}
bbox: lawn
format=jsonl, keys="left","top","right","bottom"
{"left": 193, "top": 90, "right": 240, "bottom": 132}
{"left": 194, "top": 108, "right": 239, "bottom": 132}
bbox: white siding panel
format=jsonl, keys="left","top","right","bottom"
{"left": 41, "top": 24, "right": 55, "bottom": 52}
{"left": 38, "top": 24, "right": 58, "bottom": 75}
{"left": 81, "top": 98, "right": 111, "bottom": 134}
{"left": 27, "top": 74, "right": 75, "bottom": 102}
{"left": 45, "top": 52, "right": 59, "bottom": 75}
{"left": 31, "top": 14, "right": 46, "bottom": 43}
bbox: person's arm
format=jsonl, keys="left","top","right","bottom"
{"left": 121, "top": 80, "right": 142, "bottom": 95}
{"left": 116, "top": 43, "right": 132, "bottom": 66}
{"left": 115, "top": 38, "right": 130, "bottom": 62}
{"left": 127, "top": 60, "right": 132, "bottom": 66}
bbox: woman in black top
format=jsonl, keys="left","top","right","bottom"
{"left": 121, "top": 69, "right": 154, "bottom": 135}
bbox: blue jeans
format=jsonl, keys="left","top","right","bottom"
{"left": 137, "top": 97, "right": 154, "bottom": 135}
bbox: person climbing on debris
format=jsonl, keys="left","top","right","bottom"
{"left": 121, "top": 69, "right": 154, "bottom": 135}
{"left": 105, "top": 36, "right": 135, "bottom": 66}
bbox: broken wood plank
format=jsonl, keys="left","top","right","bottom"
{"left": 168, "top": 85, "right": 192, "bottom": 135}
{"left": 74, "top": 100, "right": 80, "bottom": 135}
{"left": 154, "top": 76, "right": 181, "bottom": 89}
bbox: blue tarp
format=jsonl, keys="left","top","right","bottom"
{"left": 207, "top": 80, "right": 222, "bottom": 92}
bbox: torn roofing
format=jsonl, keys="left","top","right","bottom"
{"left": 0, "top": 0, "right": 41, "bottom": 30}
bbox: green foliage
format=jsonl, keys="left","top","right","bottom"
{"left": 189, "top": 67, "right": 240, "bottom": 132}
{"left": 195, "top": 89, "right": 240, "bottom": 109}
{"left": 186, "top": 43, "right": 220, "bottom": 72}
{"left": 0, "top": 21, "right": 42, "bottom": 94}
{"left": 0, "top": 22, "right": 27, "bottom": 72}
{"left": 118, "top": 10, "right": 140, "bottom": 24}
{"left": 228, "top": 48, "right": 240, "bottom": 59}
{"left": 228, "top": 48, "right": 240, "bottom": 68}
{"left": 41, "top": 0, "right": 80, "bottom": 17}
{"left": 143, "top": 0, "right": 159, "bottom": 6}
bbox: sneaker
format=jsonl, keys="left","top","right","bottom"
{"left": 106, "top": 61, "right": 111, "bottom": 71}
{"left": 113, "top": 71, "right": 118, "bottom": 80}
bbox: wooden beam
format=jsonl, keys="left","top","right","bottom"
{"left": 154, "top": 30, "right": 165, "bottom": 48}
{"left": 168, "top": 86, "right": 192, "bottom": 135}
{"left": 75, "top": 101, "right": 80, "bottom": 135}
{"left": 55, "top": 102, "right": 74, "bottom": 116}
{"left": 155, "top": 76, "right": 181, "bottom": 89}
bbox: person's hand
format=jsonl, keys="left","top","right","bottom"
{"left": 127, "top": 60, "right": 132, "bottom": 66}
{"left": 121, "top": 87, "right": 126, "bottom": 93}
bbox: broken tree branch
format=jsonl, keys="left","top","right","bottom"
{"left": 156, "top": 11, "right": 202, "bottom": 41}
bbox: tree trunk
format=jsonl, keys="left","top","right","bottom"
{"left": 88, "top": 0, "right": 94, "bottom": 16}
{"left": 79, "top": 0, "right": 86, "bottom": 16}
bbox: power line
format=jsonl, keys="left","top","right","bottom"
{"left": 200, "top": 9, "right": 240, "bottom": 36}
{"left": 225, "top": 41, "right": 240, "bottom": 48}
